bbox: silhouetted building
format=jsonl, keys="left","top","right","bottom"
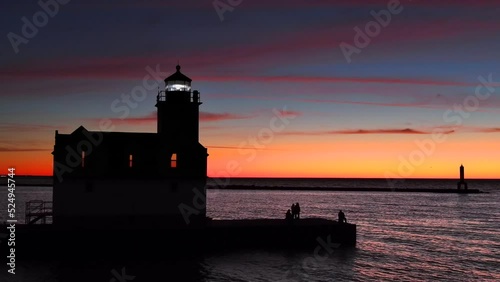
{"left": 457, "top": 164, "right": 468, "bottom": 190}
{"left": 52, "top": 65, "right": 208, "bottom": 226}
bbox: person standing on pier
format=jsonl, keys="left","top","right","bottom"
{"left": 285, "top": 209, "right": 292, "bottom": 221}
{"left": 295, "top": 203, "right": 301, "bottom": 219}
{"left": 338, "top": 210, "right": 347, "bottom": 223}
{"left": 291, "top": 203, "right": 296, "bottom": 218}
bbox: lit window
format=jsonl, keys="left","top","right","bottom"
{"left": 129, "top": 154, "right": 133, "bottom": 168}
{"left": 167, "top": 84, "right": 191, "bottom": 92}
{"left": 171, "top": 153, "right": 177, "bottom": 168}
{"left": 82, "top": 151, "right": 86, "bottom": 168}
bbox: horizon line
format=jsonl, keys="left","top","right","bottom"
{"left": 3, "top": 175, "right": 499, "bottom": 180}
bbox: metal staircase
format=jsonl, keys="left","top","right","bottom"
{"left": 25, "top": 200, "right": 53, "bottom": 224}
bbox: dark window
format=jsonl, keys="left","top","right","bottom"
{"left": 85, "top": 182, "right": 93, "bottom": 192}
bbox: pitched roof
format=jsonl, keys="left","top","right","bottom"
{"left": 164, "top": 65, "right": 192, "bottom": 82}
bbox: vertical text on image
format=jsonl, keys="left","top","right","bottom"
{"left": 6, "top": 167, "right": 17, "bottom": 275}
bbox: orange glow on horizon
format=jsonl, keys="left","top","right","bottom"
{"left": 1, "top": 135, "right": 498, "bottom": 178}
{"left": 0, "top": 151, "right": 53, "bottom": 176}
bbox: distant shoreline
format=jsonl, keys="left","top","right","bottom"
{"left": 0, "top": 176, "right": 493, "bottom": 194}
{"left": 0, "top": 183, "right": 486, "bottom": 193}
{"left": 206, "top": 185, "right": 485, "bottom": 193}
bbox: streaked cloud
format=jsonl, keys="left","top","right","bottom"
{"left": 280, "top": 128, "right": 454, "bottom": 136}
{"left": 469, "top": 127, "right": 500, "bottom": 133}
{"left": 0, "top": 123, "right": 63, "bottom": 132}
{"left": 0, "top": 147, "right": 51, "bottom": 152}
{"left": 200, "top": 112, "right": 255, "bottom": 122}
{"left": 89, "top": 111, "right": 255, "bottom": 126}
{"left": 206, "top": 146, "right": 285, "bottom": 151}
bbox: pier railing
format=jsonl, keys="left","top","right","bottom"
{"left": 25, "top": 200, "right": 53, "bottom": 224}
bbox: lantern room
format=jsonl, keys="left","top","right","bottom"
{"left": 165, "top": 65, "right": 192, "bottom": 92}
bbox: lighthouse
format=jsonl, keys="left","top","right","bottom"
{"left": 52, "top": 65, "right": 208, "bottom": 227}
{"left": 457, "top": 164, "right": 468, "bottom": 190}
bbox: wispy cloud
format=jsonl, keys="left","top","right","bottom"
{"left": 280, "top": 128, "right": 454, "bottom": 136}
{"left": 275, "top": 109, "right": 302, "bottom": 118}
{"left": 89, "top": 111, "right": 255, "bottom": 126}
{"left": 206, "top": 146, "right": 285, "bottom": 151}
{"left": 117, "top": 112, "right": 156, "bottom": 124}
{"left": 0, "top": 123, "right": 63, "bottom": 132}
{"left": 200, "top": 112, "right": 254, "bottom": 122}
{"left": 65, "top": 0, "right": 500, "bottom": 10}
{"left": 210, "top": 94, "right": 500, "bottom": 113}
{"left": 0, "top": 147, "right": 51, "bottom": 152}
{"left": 2, "top": 18, "right": 499, "bottom": 86}
{"left": 469, "top": 127, "right": 500, "bottom": 133}
{"left": 196, "top": 75, "right": 486, "bottom": 87}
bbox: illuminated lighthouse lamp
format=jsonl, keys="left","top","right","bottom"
{"left": 166, "top": 81, "right": 191, "bottom": 92}
{"left": 165, "top": 65, "right": 192, "bottom": 92}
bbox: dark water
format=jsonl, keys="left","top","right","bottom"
{"left": 1, "top": 178, "right": 499, "bottom": 281}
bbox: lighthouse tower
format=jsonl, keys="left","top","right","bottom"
{"left": 157, "top": 65, "right": 201, "bottom": 142}
{"left": 155, "top": 65, "right": 207, "bottom": 179}
{"left": 457, "top": 164, "right": 468, "bottom": 190}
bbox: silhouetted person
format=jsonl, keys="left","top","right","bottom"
{"left": 291, "top": 203, "right": 296, "bottom": 218}
{"left": 285, "top": 209, "right": 292, "bottom": 221}
{"left": 295, "top": 202, "right": 301, "bottom": 219}
{"left": 338, "top": 210, "right": 347, "bottom": 223}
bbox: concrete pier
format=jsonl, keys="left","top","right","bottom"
{"left": 0, "top": 219, "right": 356, "bottom": 259}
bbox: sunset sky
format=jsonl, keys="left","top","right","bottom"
{"left": 1, "top": 0, "right": 499, "bottom": 178}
